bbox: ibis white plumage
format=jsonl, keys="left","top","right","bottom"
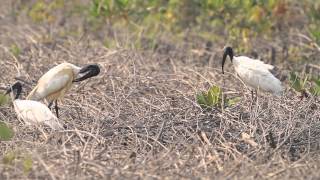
{"left": 26, "top": 63, "right": 100, "bottom": 117}
{"left": 5, "top": 82, "right": 63, "bottom": 130}
{"left": 222, "top": 47, "right": 283, "bottom": 96}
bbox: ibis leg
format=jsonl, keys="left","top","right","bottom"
{"left": 251, "top": 90, "right": 254, "bottom": 101}
{"left": 255, "top": 89, "right": 258, "bottom": 102}
{"left": 54, "top": 100, "right": 59, "bottom": 118}
{"left": 250, "top": 90, "right": 258, "bottom": 111}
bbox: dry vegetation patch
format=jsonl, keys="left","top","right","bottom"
{"left": 0, "top": 32, "right": 319, "bottom": 179}
{"left": 0, "top": 1, "right": 320, "bottom": 179}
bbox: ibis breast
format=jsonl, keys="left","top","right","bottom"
{"left": 13, "top": 100, "right": 63, "bottom": 130}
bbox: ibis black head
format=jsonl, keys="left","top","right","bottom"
{"left": 222, "top": 46, "right": 234, "bottom": 74}
{"left": 73, "top": 64, "right": 100, "bottom": 82}
{"left": 5, "top": 82, "right": 22, "bottom": 99}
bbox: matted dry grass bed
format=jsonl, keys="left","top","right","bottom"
{"left": 0, "top": 8, "right": 320, "bottom": 180}
{"left": 0, "top": 34, "right": 319, "bottom": 179}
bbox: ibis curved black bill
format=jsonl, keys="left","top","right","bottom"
{"left": 73, "top": 64, "right": 100, "bottom": 82}
{"left": 5, "top": 82, "right": 22, "bottom": 99}
{"left": 222, "top": 46, "right": 234, "bottom": 74}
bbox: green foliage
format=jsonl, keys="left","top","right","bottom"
{"left": 86, "top": 0, "right": 277, "bottom": 34}
{"left": 89, "top": 0, "right": 133, "bottom": 20}
{"left": 0, "top": 122, "right": 14, "bottom": 141}
{"left": 90, "top": 0, "right": 110, "bottom": 18}
{"left": 22, "top": 0, "right": 320, "bottom": 52}
{"left": 196, "top": 85, "right": 221, "bottom": 108}
{"left": 23, "top": 155, "right": 33, "bottom": 174}
{"left": 196, "top": 85, "right": 241, "bottom": 109}
{"left": 196, "top": 92, "right": 208, "bottom": 108}
{"left": 28, "top": 1, "right": 48, "bottom": 22}
{"left": 207, "top": 86, "right": 221, "bottom": 107}
{"left": 2, "top": 151, "right": 16, "bottom": 165}
{"left": 0, "top": 93, "right": 10, "bottom": 106}
{"left": 289, "top": 71, "right": 320, "bottom": 97}
{"left": 310, "top": 26, "right": 320, "bottom": 44}
{"left": 307, "top": 1, "right": 320, "bottom": 44}
{"left": 10, "top": 44, "right": 21, "bottom": 57}
{"left": 2, "top": 151, "right": 33, "bottom": 174}
{"left": 289, "top": 72, "right": 305, "bottom": 92}
{"left": 28, "top": 0, "right": 64, "bottom": 23}
{"left": 226, "top": 97, "right": 241, "bottom": 106}
{"left": 310, "top": 78, "right": 320, "bottom": 96}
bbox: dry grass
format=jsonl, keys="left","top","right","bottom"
{"left": 0, "top": 1, "right": 320, "bottom": 179}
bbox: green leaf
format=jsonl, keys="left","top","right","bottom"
{"left": 196, "top": 92, "right": 208, "bottom": 108}
{"left": 0, "top": 93, "right": 10, "bottom": 106}
{"left": 310, "top": 78, "right": 320, "bottom": 96}
{"left": 312, "top": 78, "right": 320, "bottom": 86}
{"left": 207, "top": 0, "right": 224, "bottom": 9}
{"left": 116, "top": 0, "right": 129, "bottom": 8}
{"left": 207, "top": 85, "right": 221, "bottom": 106}
{"left": 226, "top": 97, "right": 241, "bottom": 106}
{"left": 0, "top": 122, "right": 14, "bottom": 141}
{"left": 310, "top": 27, "right": 320, "bottom": 43}
{"left": 10, "top": 44, "right": 21, "bottom": 57}
{"left": 2, "top": 151, "right": 16, "bottom": 165}
{"left": 310, "top": 86, "right": 320, "bottom": 96}
{"left": 196, "top": 85, "right": 224, "bottom": 109}
{"left": 289, "top": 71, "right": 303, "bottom": 92}
{"left": 90, "top": 0, "right": 110, "bottom": 17}
{"left": 23, "top": 155, "right": 33, "bottom": 174}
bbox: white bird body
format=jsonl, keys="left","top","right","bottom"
{"left": 26, "top": 62, "right": 100, "bottom": 117}
{"left": 27, "top": 63, "right": 81, "bottom": 102}
{"left": 232, "top": 56, "right": 283, "bottom": 95}
{"left": 222, "top": 47, "right": 283, "bottom": 96}
{"left": 5, "top": 82, "right": 63, "bottom": 130}
{"left": 13, "top": 99, "right": 63, "bottom": 130}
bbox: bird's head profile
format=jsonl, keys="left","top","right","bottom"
{"left": 222, "top": 46, "right": 234, "bottom": 74}
{"left": 73, "top": 64, "right": 100, "bottom": 82}
{"left": 5, "top": 81, "right": 22, "bottom": 99}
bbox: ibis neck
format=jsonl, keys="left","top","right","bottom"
{"left": 71, "top": 65, "right": 81, "bottom": 76}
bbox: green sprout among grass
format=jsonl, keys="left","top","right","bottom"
{"left": 289, "top": 71, "right": 320, "bottom": 97}
{"left": 0, "top": 122, "right": 14, "bottom": 141}
{"left": 10, "top": 44, "right": 21, "bottom": 57}
{"left": 0, "top": 93, "right": 10, "bottom": 106}
{"left": 2, "top": 151, "right": 17, "bottom": 165}
{"left": 2, "top": 151, "right": 33, "bottom": 175}
{"left": 196, "top": 85, "right": 241, "bottom": 109}
{"left": 23, "top": 155, "right": 33, "bottom": 174}
{"left": 309, "top": 78, "right": 320, "bottom": 96}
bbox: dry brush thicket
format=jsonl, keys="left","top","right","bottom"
{"left": 0, "top": 2, "right": 320, "bottom": 180}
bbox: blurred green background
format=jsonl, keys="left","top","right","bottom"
{"left": 6, "top": 0, "right": 320, "bottom": 65}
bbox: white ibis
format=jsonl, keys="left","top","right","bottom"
{"left": 26, "top": 63, "right": 100, "bottom": 117}
{"left": 222, "top": 46, "right": 283, "bottom": 96}
{"left": 5, "top": 82, "right": 63, "bottom": 130}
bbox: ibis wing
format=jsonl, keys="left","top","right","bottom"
{"left": 253, "top": 60, "right": 274, "bottom": 70}
{"left": 28, "top": 74, "right": 72, "bottom": 100}
{"left": 14, "top": 100, "right": 63, "bottom": 130}
{"left": 40, "top": 74, "right": 71, "bottom": 95}
{"left": 236, "top": 56, "right": 274, "bottom": 70}
{"left": 240, "top": 67, "right": 283, "bottom": 94}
